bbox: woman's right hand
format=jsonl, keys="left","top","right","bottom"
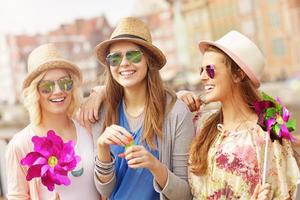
{"left": 250, "top": 183, "right": 272, "bottom": 200}
{"left": 176, "top": 90, "right": 201, "bottom": 112}
{"left": 97, "top": 124, "right": 133, "bottom": 148}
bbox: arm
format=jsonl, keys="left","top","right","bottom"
{"left": 77, "top": 85, "right": 106, "bottom": 129}
{"left": 5, "top": 140, "right": 30, "bottom": 200}
{"left": 153, "top": 102, "right": 195, "bottom": 200}
{"left": 94, "top": 124, "right": 133, "bottom": 198}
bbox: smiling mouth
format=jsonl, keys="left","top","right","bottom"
{"left": 204, "top": 85, "right": 214, "bottom": 91}
{"left": 49, "top": 97, "right": 66, "bottom": 103}
{"left": 119, "top": 70, "right": 136, "bottom": 76}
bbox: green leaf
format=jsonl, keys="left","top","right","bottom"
{"left": 286, "top": 119, "right": 296, "bottom": 132}
{"left": 262, "top": 92, "right": 276, "bottom": 103}
{"left": 266, "top": 108, "right": 276, "bottom": 118}
{"left": 273, "top": 123, "right": 281, "bottom": 135}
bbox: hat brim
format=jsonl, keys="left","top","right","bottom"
{"left": 94, "top": 38, "right": 166, "bottom": 69}
{"left": 199, "top": 40, "right": 260, "bottom": 88}
{"left": 22, "top": 59, "right": 82, "bottom": 89}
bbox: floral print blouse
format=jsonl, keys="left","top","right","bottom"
{"left": 189, "top": 122, "right": 300, "bottom": 200}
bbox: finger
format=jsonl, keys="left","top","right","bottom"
{"left": 186, "top": 94, "right": 197, "bottom": 111}
{"left": 79, "top": 107, "right": 85, "bottom": 127}
{"left": 88, "top": 109, "right": 96, "bottom": 123}
{"left": 125, "top": 145, "right": 142, "bottom": 154}
{"left": 191, "top": 93, "right": 201, "bottom": 110}
{"left": 127, "top": 156, "right": 144, "bottom": 166}
{"left": 108, "top": 127, "right": 131, "bottom": 146}
{"left": 252, "top": 184, "right": 260, "bottom": 198}
{"left": 93, "top": 103, "right": 99, "bottom": 120}
{"left": 111, "top": 125, "right": 133, "bottom": 140}
{"left": 125, "top": 150, "right": 144, "bottom": 161}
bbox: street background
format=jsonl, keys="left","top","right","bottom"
{"left": 0, "top": 0, "right": 299, "bottom": 198}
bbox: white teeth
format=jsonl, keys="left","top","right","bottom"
{"left": 50, "top": 97, "right": 65, "bottom": 102}
{"left": 204, "top": 85, "right": 214, "bottom": 90}
{"left": 120, "top": 70, "right": 135, "bottom": 76}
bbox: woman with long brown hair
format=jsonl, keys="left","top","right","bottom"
{"left": 92, "top": 17, "right": 194, "bottom": 200}
{"left": 189, "top": 31, "right": 300, "bottom": 199}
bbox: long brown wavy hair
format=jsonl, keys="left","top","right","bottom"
{"left": 103, "top": 45, "right": 176, "bottom": 149}
{"left": 189, "top": 46, "right": 262, "bottom": 175}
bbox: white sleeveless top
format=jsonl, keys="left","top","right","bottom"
{"left": 39, "top": 121, "right": 100, "bottom": 200}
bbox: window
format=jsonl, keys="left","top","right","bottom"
{"left": 272, "top": 38, "right": 285, "bottom": 56}
{"left": 269, "top": 13, "right": 280, "bottom": 27}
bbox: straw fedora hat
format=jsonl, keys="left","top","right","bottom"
{"left": 23, "top": 43, "right": 82, "bottom": 89}
{"left": 94, "top": 17, "right": 166, "bottom": 69}
{"left": 199, "top": 30, "right": 265, "bottom": 88}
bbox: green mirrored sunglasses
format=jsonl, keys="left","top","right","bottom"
{"left": 38, "top": 77, "right": 73, "bottom": 94}
{"left": 106, "top": 50, "right": 143, "bottom": 67}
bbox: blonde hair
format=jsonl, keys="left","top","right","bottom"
{"left": 103, "top": 45, "right": 176, "bottom": 149}
{"left": 22, "top": 69, "right": 82, "bottom": 126}
{"left": 189, "top": 46, "right": 261, "bottom": 175}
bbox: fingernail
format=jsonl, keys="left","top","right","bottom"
{"left": 126, "top": 136, "right": 133, "bottom": 141}
{"left": 118, "top": 153, "right": 125, "bottom": 158}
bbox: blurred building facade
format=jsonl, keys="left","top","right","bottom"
{"left": 169, "top": 0, "right": 300, "bottom": 82}
{"left": 3, "top": 16, "right": 112, "bottom": 104}
{"left": 1, "top": 0, "right": 299, "bottom": 104}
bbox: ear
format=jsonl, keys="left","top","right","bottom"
{"left": 232, "top": 69, "right": 246, "bottom": 83}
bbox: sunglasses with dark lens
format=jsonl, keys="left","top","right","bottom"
{"left": 106, "top": 50, "right": 143, "bottom": 67}
{"left": 38, "top": 77, "right": 73, "bottom": 94}
{"left": 200, "top": 64, "right": 215, "bottom": 79}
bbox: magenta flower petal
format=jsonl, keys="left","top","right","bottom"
{"left": 20, "top": 130, "right": 80, "bottom": 191}
{"left": 254, "top": 101, "right": 272, "bottom": 116}
{"left": 266, "top": 118, "right": 276, "bottom": 132}
{"left": 20, "top": 152, "right": 43, "bottom": 166}
{"left": 26, "top": 164, "right": 43, "bottom": 181}
{"left": 279, "top": 124, "right": 294, "bottom": 141}
{"left": 282, "top": 106, "right": 290, "bottom": 122}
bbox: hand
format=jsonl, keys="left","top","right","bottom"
{"left": 50, "top": 192, "right": 60, "bottom": 200}
{"left": 97, "top": 124, "right": 133, "bottom": 148}
{"left": 176, "top": 90, "right": 201, "bottom": 112}
{"left": 123, "top": 145, "right": 159, "bottom": 171}
{"left": 77, "top": 85, "right": 106, "bottom": 129}
{"left": 251, "top": 183, "right": 272, "bottom": 200}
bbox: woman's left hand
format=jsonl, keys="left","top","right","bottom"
{"left": 250, "top": 183, "right": 272, "bottom": 200}
{"left": 123, "top": 145, "right": 158, "bottom": 171}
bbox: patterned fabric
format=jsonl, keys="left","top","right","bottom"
{"left": 189, "top": 122, "right": 300, "bottom": 200}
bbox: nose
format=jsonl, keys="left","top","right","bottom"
{"left": 199, "top": 68, "right": 208, "bottom": 81}
{"left": 119, "top": 54, "right": 130, "bottom": 66}
{"left": 52, "top": 82, "right": 63, "bottom": 94}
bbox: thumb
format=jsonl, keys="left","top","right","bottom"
{"left": 51, "top": 192, "right": 60, "bottom": 200}
{"left": 251, "top": 184, "right": 260, "bottom": 200}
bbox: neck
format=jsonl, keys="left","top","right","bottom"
{"left": 123, "top": 83, "right": 147, "bottom": 116}
{"left": 37, "top": 112, "right": 72, "bottom": 136}
{"left": 221, "top": 92, "right": 256, "bottom": 129}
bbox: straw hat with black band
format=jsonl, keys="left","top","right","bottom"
{"left": 23, "top": 43, "right": 82, "bottom": 89}
{"left": 94, "top": 17, "right": 166, "bottom": 69}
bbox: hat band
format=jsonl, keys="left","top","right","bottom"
{"left": 112, "top": 34, "right": 147, "bottom": 42}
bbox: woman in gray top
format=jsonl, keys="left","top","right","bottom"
{"left": 87, "top": 17, "right": 195, "bottom": 200}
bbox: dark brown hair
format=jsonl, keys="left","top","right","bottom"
{"left": 189, "top": 46, "right": 262, "bottom": 175}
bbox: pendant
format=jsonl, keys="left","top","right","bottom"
{"left": 71, "top": 167, "right": 84, "bottom": 177}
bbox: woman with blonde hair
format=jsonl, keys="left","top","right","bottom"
{"left": 91, "top": 17, "right": 194, "bottom": 200}
{"left": 6, "top": 44, "right": 101, "bottom": 200}
{"left": 188, "top": 31, "right": 300, "bottom": 199}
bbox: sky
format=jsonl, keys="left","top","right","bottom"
{"left": 0, "top": 0, "right": 137, "bottom": 35}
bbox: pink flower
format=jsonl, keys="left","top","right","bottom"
{"left": 20, "top": 130, "right": 80, "bottom": 191}
{"left": 254, "top": 92, "right": 296, "bottom": 143}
